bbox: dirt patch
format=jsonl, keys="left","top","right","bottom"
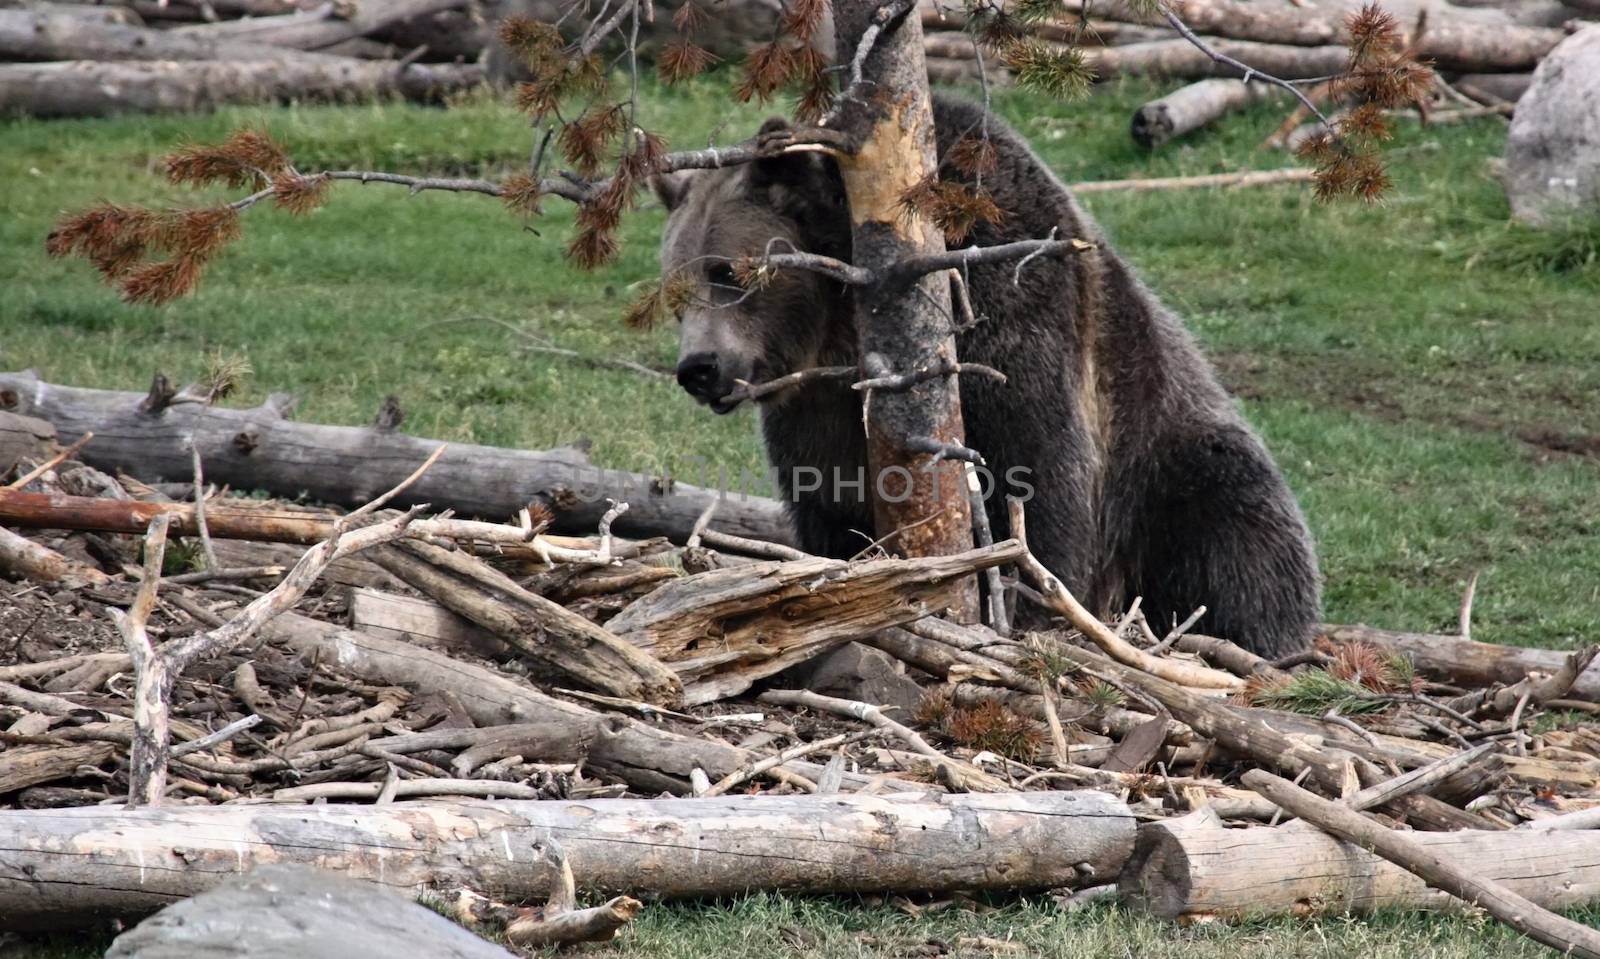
{"left": 1215, "top": 350, "right": 1600, "bottom": 464}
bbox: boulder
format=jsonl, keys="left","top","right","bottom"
{"left": 106, "top": 864, "right": 515, "bottom": 959}
{"left": 1503, "top": 25, "right": 1600, "bottom": 226}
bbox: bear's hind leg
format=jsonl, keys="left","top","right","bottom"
{"left": 1117, "top": 427, "right": 1320, "bottom": 659}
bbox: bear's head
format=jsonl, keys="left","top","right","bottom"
{"left": 653, "top": 117, "right": 852, "bottom": 415}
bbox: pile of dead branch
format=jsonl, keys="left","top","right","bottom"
{"left": 3, "top": 380, "right": 1600, "bottom": 956}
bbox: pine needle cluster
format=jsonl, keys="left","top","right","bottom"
{"left": 915, "top": 689, "right": 1045, "bottom": 761}
{"left": 46, "top": 126, "right": 332, "bottom": 305}
{"left": 622, "top": 271, "right": 699, "bottom": 329}
{"left": 899, "top": 173, "right": 1004, "bottom": 244}
{"left": 1299, "top": 4, "right": 1435, "bottom": 201}
{"left": 964, "top": 0, "right": 1094, "bottom": 101}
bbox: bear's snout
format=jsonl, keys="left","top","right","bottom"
{"left": 676, "top": 352, "right": 740, "bottom": 414}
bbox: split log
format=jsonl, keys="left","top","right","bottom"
{"left": 0, "top": 58, "right": 484, "bottom": 118}
{"left": 1243, "top": 769, "right": 1600, "bottom": 958}
{"left": 1320, "top": 623, "right": 1600, "bottom": 701}
{"left": 106, "top": 864, "right": 519, "bottom": 959}
{"left": 367, "top": 539, "right": 685, "bottom": 707}
{"left": 0, "top": 790, "right": 1134, "bottom": 928}
{"left": 166, "top": 0, "right": 466, "bottom": 51}
{"left": 606, "top": 540, "right": 1025, "bottom": 705}
{"left": 1132, "top": 79, "right": 1283, "bottom": 148}
{"left": 1121, "top": 806, "right": 1600, "bottom": 919}
{"left": 0, "top": 411, "right": 53, "bottom": 478}
{"left": 0, "top": 371, "right": 790, "bottom": 544}
{"left": 0, "top": 743, "right": 116, "bottom": 795}
{"left": 258, "top": 612, "right": 880, "bottom": 794}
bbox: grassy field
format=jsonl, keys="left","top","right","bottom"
{"left": 2, "top": 74, "right": 1597, "bottom": 955}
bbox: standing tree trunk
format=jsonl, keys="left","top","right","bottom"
{"left": 829, "top": 0, "right": 978, "bottom": 620}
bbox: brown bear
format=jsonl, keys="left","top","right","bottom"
{"left": 653, "top": 93, "right": 1320, "bottom": 657}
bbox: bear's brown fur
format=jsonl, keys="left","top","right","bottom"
{"left": 654, "top": 94, "right": 1320, "bottom": 656}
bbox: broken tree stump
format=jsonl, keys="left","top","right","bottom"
{"left": 0, "top": 791, "right": 1134, "bottom": 928}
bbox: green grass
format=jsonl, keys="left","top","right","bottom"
{"left": 2, "top": 73, "right": 1597, "bottom": 957}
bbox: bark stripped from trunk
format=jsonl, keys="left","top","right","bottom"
{"left": 829, "top": 0, "right": 977, "bottom": 620}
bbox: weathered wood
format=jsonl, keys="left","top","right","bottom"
{"left": 0, "top": 524, "right": 110, "bottom": 587}
{"left": 0, "top": 58, "right": 484, "bottom": 118}
{"left": 0, "top": 372, "right": 790, "bottom": 543}
{"left": 608, "top": 540, "right": 1025, "bottom": 704}
{"left": 0, "top": 743, "right": 116, "bottom": 796}
{"left": 0, "top": 9, "right": 362, "bottom": 62}
{"left": 367, "top": 539, "right": 685, "bottom": 707}
{"left": 166, "top": 0, "right": 465, "bottom": 49}
{"left": 1243, "top": 769, "right": 1600, "bottom": 958}
{"left": 107, "top": 864, "right": 518, "bottom": 959}
{"left": 923, "top": 33, "right": 1353, "bottom": 80}
{"left": 0, "top": 790, "right": 1134, "bottom": 928}
{"left": 1122, "top": 807, "right": 1600, "bottom": 919}
{"left": 347, "top": 585, "right": 508, "bottom": 658}
{"left": 258, "top": 612, "right": 879, "bottom": 794}
{"left": 1132, "top": 79, "right": 1283, "bottom": 148}
{"left": 0, "top": 410, "right": 54, "bottom": 478}
{"left": 1321, "top": 623, "right": 1600, "bottom": 701}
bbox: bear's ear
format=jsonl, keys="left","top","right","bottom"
{"left": 651, "top": 171, "right": 692, "bottom": 212}
{"left": 758, "top": 116, "right": 791, "bottom": 137}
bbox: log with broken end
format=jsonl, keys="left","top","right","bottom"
{"left": 1120, "top": 805, "right": 1600, "bottom": 920}
{"left": 0, "top": 790, "right": 1134, "bottom": 928}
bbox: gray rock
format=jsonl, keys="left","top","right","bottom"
{"left": 780, "top": 641, "right": 928, "bottom": 716}
{"left": 1504, "top": 25, "right": 1600, "bottom": 226}
{"left": 105, "top": 864, "right": 515, "bottom": 959}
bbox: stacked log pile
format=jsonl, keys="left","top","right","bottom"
{"left": 2, "top": 371, "right": 1600, "bottom": 954}
{"left": 3, "top": 0, "right": 1590, "bottom": 121}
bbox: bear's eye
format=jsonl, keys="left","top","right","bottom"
{"left": 707, "top": 263, "right": 737, "bottom": 288}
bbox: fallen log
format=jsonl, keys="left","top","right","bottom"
{"left": 166, "top": 0, "right": 465, "bottom": 51}
{"left": 0, "top": 371, "right": 791, "bottom": 544}
{"left": 1057, "top": 0, "right": 1564, "bottom": 71}
{"left": 0, "top": 410, "right": 54, "bottom": 478}
{"left": 0, "top": 790, "right": 1134, "bottom": 928}
{"left": 1132, "top": 79, "right": 1283, "bottom": 148}
{"left": 0, "top": 58, "right": 484, "bottom": 118}
{"left": 1121, "top": 806, "right": 1600, "bottom": 919}
{"left": 105, "top": 864, "right": 521, "bottom": 959}
{"left": 1320, "top": 623, "right": 1600, "bottom": 701}
{"left": 607, "top": 540, "right": 1025, "bottom": 705}
{"left": 1243, "top": 769, "right": 1600, "bottom": 958}
{"left": 924, "top": 32, "right": 1352, "bottom": 80}
{"left": 1453, "top": 72, "right": 1535, "bottom": 104}
{"left": 0, "top": 9, "right": 369, "bottom": 62}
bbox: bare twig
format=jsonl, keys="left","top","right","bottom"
{"left": 704, "top": 729, "right": 882, "bottom": 796}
